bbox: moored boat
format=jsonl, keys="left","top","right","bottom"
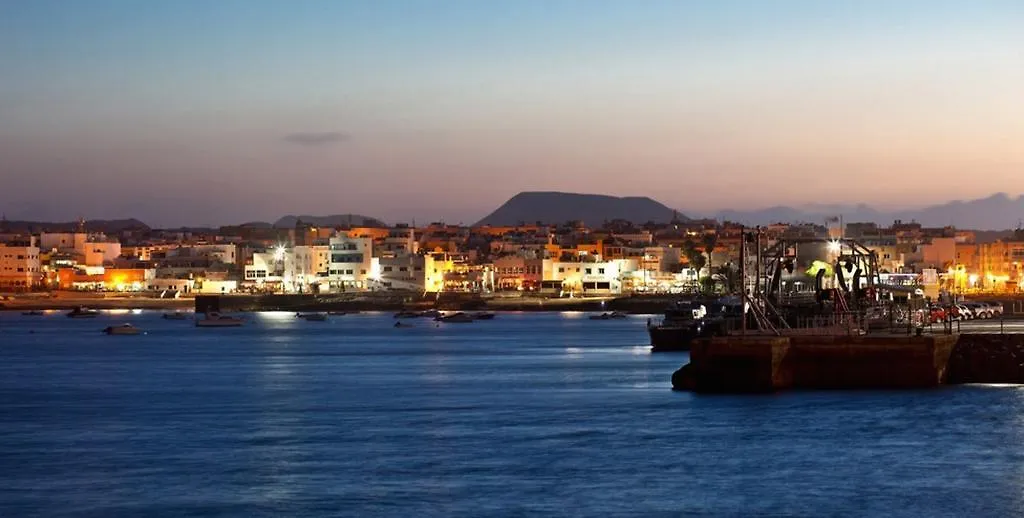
{"left": 471, "top": 312, "right": 496, "bottom": 320}
{"left": 394, "top": 310, "right": 420, "bottom": 318}
{"left": 22, "top": 310, "right": 44, "bottom": 316}
{"left": 195, "top": 312, "right": 244, "bottom": 327}
{"left": 649, "top": 299, "right": 737, "bottom": 352}
{"left": 436, "top": 312, "right": 474, "bottom": 323}
{"left": 297, "top": 312, "right": 328, "bottom": 321}
{"left": 163, "top": 311, "right": 189, "bottom": 320}
{"left": 589, "top": 311, "right": 626, "bottom": 320}
{"left": 67, "top": 306, "right": 99, "bottom": 318}
{"left": 103, "top": 323, "right": 141, "bottom": 335}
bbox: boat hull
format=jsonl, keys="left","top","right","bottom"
{"left": 104, "top": 326, "right": 140, "bottom": 335}
{"left": 196, "top": 319, "right": 243, "bottom": 327}
{"left": 649, "top": 326, "right": 701, "bottom": 352}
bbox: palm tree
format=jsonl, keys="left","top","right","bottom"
{"left": 701, "top": 233, "right": 718, "bottom": 280}
{"left": 682, "top": 239, "right": 706, "bottom": 290}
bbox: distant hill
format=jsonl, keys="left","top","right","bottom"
{"left": 273, "top": 214, "right": 386, "bottom": 228}
{"left": 0, "top": 218, "right": 150, "bottom": 233}
{"left": 237, "top": 221, "right": 274, "bottom": 229}
{"left": 474, "top": 192, "right": 687, "bottom": 226}
{"left": 707, "top": 192, "right": 1024, "bottom": 230}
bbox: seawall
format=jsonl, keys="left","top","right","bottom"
{"left": 673, "top": 334, "right": 959, "bottom": 393}
{"left": 947, "top": 334, "right": 1024, "bottom": 384}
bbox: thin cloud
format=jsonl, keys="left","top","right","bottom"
{"left": 283, "top": 131, "right": 351, "bottom": 146}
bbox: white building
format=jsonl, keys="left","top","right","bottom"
{"left": 378, "top": 227, "right": 418, "bottom": 256}
{"left": 82, "top": 241, "right": 122, "bottom": 266}
{"left": 286, "top": 245, "right": 331, "bottom": 293}
{"left": 195, "top": 280, "right": 238, "bottom": 294}
{"left": 377, "top": 254, "right": 446, "bottom": 291}
{"left": 0, "top": 237, "right": 42, "bottom": 290}
{"left": 148, "top": 278, "right": 195, "bottom": 294}
{"left": 40, "top": 232, "right": 87, "bottom": 252}
{"left": 244, "top": 250, "right": 280, "bottom": 286}
{"left": 542, "top": 259, "right": 627, "bottom": 295}
{"left": 170, "top": 244, "right": 238, "bottom": 265}
{"left": 328, "top": 235, "right": 373, "bottom": 291}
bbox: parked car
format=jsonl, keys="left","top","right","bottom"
{"left": 954, "top": 304, "right": 973, "bottom": 320}
{"left": 928, "top": 305, "right": 947, "bottom": 324}
{"left": 981, "top": 301, "right": 1004, "bottom": 317}
{"left": 963, "top": 302, "right": 991, "bottom": 319}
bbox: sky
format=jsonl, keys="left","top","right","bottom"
{"left": 2, "top": 0, "right": 1023, "bottom": 227}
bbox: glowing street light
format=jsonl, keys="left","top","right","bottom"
{"left": 274, "top": 246, "right": 286, "bottom": 262}
{"left": 827, "top": 240, "right": 841, "bottom": 254}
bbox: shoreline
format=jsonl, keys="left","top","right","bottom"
{"left": 0, "top": 293, "right": 675, "bottom": 314}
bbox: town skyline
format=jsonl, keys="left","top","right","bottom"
{"left": 3, "top": 1, "right": 1023, "bottom": 226}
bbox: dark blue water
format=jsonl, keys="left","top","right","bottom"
{"left": 1, "top": 311, "right": 1023, "bottom": 517}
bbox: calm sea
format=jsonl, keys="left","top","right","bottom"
{"left": 1, "top": 311, "right": 1022, "bottom": 517}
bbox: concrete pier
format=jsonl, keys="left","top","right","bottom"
{"left": 673, "top": 334, "right": 958, "bottom": 393}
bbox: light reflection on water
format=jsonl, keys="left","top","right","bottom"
{"left": 0, "top": 311, "right": 1022, "bottom": 517}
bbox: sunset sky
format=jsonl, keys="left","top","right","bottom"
{"left": 2, "top": 0, "right": 1023, "bottom": 226}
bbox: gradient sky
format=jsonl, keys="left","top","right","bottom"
{"left": 2, "top": 0, "right": 1023, "bottom": 227}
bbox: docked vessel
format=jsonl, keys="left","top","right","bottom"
{"left": 648, "top": 299, "right": 738, "bottom": 352}
{"left": 589, "top": 311, "right": 627, "bottom": 320}
{"left": 436, "top": 312, "right": 474, "bottom": 323}
{"left": 103, "top": 323, "right": 141, "bottom": 335}
{"left": 67, "top": 306, "right": 99, "bottom": 318}
{"left": 195, "top": 312, "right": 244, "bottom": 327}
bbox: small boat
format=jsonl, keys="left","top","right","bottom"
{"left": 394, "top": 311, "right": 420, "bottom": 319}
{"left": 297, "top": 312, "right": 328, "bottom": 321}
{"left": 328, "top": 311, "right": 347, "bottom": 316}
{"left": 22, "top": 310, "right": 44, "bottom": 316}
{"left": 195, "top": 312, "right": 244, "bottom": 327}
{"left": 472, "top": 312, "right": 496, "bottom": 320}
{"left": 103, "top": 323, "right": 141, "bottom": 335}
{"left": 421, "top": 309, "right": 442, "bottom": 319}
{"left": 436, "top": 312, "right": 474, "bottom": 323}
{"left": 162, "top": 311, "right": 189, "bottom": 320}
{"left": 588, "top": 311, "right": 627, "bottom": 321}
{"left": 394, "top": 321, "right": 414, "bottom": 328}
{"left": 67, "top": 307, "right": 99, "bottom": 318}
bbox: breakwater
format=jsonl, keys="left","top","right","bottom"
{"left": 673, "top": 333, "right": 1024, "bottom": 392}
{"left": 947, "top": 334, "right": 1024, "bottom": 384}
{"left": 672, "top": 334, "right": 958, "bottom": 393}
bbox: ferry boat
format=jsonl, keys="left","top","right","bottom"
{"left": 67, "top": 306, "right": 99, "bottom": 318}
{"left": 195, "top": 312, "right": 244, "bottom": 327}
{"left": 104, "top": 323, "right": 141, "bottom": 335}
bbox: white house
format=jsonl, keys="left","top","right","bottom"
{"left": 542, "top": 259, "right": 626, "bottom": 295}
{"left": 327, "top": 235, "right": 373, "bottom": 291}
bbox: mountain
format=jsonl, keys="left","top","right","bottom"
{"left": 707, "top": 193, "right": 1024, "bottom": 230}
{"left": 475, "top": 192, "right": 687, "bottom": 226}
{"left": 273, "top": 214, "right": 386, "bottom": 228}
